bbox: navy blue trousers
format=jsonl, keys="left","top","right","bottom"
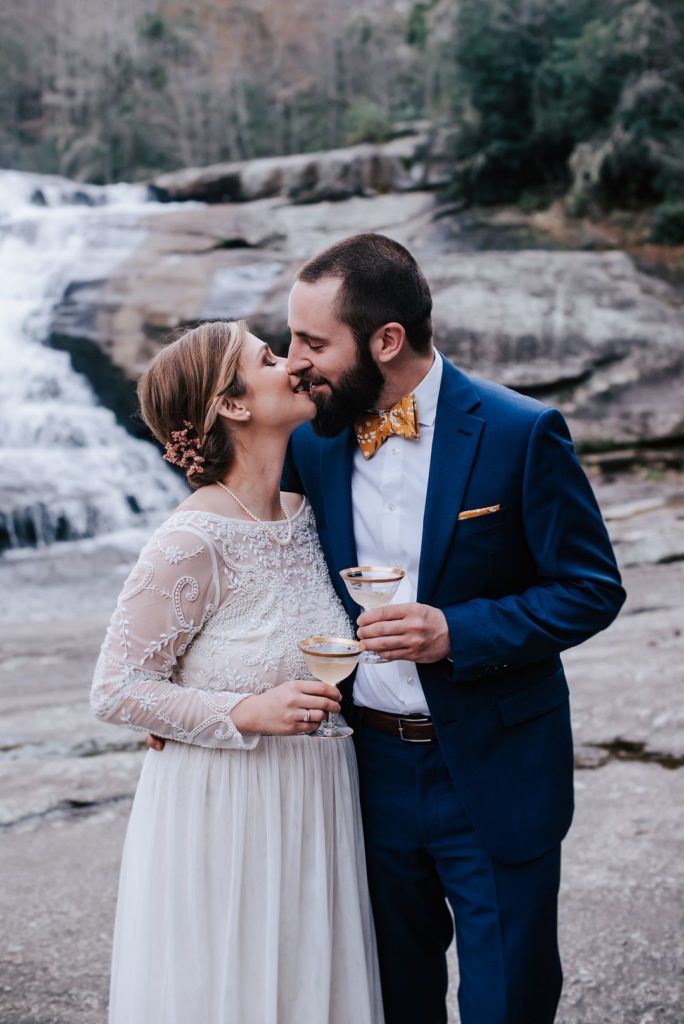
{"left": 353, "top": 722, "right": 563, "bottom": 1024}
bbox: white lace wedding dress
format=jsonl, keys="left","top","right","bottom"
{"left": 91, "top": 499, "right": 384, "bottom": 1024}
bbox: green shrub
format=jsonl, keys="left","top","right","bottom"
{"left": 342, "top": 99, "right": 393, "bottom": 146}
{"left": 517, "top": 190, "right": 554, "bottom": 214}
{"left": 533, "top": 18, "right": 634, "bottom": 147}
{"left": 406, "top": 4, "right": 429, "bottom": 48}
{"left": 453, "top": 0, "right": 684, "bottom": 208}
{"left": 651, "top": 199, "right": 684, "bottom": 244}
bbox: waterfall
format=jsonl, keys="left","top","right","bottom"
{"left": 0, "top": 170, "right": 189, "bottom": 553}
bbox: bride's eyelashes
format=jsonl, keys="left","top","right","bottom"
{"left": 264, "top": 348, "right": 282, "bottom": 368}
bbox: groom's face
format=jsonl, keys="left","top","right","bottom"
{"left": 287, "top": 278, "right": 384, "bottom": 436}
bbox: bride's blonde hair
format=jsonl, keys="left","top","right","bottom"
{"left": 138, "top": 320, "right": 248, "bottom": 490}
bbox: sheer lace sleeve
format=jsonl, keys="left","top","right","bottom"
{"left": 90, "top": 523, "right": 259, "bottom": 750}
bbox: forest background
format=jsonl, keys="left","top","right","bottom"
{"left": 2, "top": 0, "right": 684, "bottom": 241}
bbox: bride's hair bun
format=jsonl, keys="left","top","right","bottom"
{"left": 138, "top": 320, "right": 248, "bottom": 490}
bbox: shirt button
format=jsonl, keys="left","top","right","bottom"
{"left": 392, "top": 447, "right": 400, "bottom": 455}
{"left": 388, "top": 502, "right": 396, "bottom": 511}
{"left": 407, "top": 676, "right": 414, "bottom": 684}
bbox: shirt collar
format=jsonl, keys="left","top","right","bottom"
{"left": 412, "top": 350, "right": 443, "bottom": 427}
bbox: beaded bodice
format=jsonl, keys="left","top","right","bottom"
{"left": 90, "top": 501, "right": 353, "bottom": 748}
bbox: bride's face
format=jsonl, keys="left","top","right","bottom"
{"left": 237, "top": 331, "right": 316, "bottom": 431}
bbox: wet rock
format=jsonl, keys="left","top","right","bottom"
{"left": 556, "top": 761, "right": 683, "bottom": 1024}
{"left": 149, "top": 135, "right": 425, "bottom": 204}
{"left": 605, "top": 493, "right": 684, "bottom": 566}
{"left": 47, "top": 191, "right": 437, "bottom": 384}
{"left": 564, "top": 475, "right": 684, "bottom": 759}
{"left": 422, "top": 249, "right": 684, "bottom": 450}
{"left": 48, "top": 186, "right": 684, "bottom": 454}
{"left": 0, "top": 476, "right": 682, "bottom": 1023}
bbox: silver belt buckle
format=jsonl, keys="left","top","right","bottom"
{"left": 397, "top": 715, "right": 433, "bottom": 743}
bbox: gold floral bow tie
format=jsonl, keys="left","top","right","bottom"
{"left": 354, "top": 393, "right": 420, "bottom": 460}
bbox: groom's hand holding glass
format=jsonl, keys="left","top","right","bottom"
{"left": 356, "top": 602, "right": 451, "bottom": 663}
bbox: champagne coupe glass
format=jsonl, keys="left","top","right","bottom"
{"left": 339, "top": 566, "right": 406, "bottom": 664}
{"left": 297, "top": 636, "right": 365, "bottom": 739}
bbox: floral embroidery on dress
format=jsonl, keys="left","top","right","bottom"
{"left": 160, "top": 541, "right": 204, "bottom": 566}
{"left": 90, "top": 502, "right": 352, "bottom": 750}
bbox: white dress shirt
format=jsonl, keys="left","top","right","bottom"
{"left": 352, "top": 352, "right": 443, "bottom": 715}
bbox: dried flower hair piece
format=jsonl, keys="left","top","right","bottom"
{"left": 163, "top": 420, "right": 206, "bottom": 476}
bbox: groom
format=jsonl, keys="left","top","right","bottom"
{"left": 282, "top": 233, "right": 625, "bottom": 1024}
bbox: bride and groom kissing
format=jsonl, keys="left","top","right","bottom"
{"left": 91, "top": 232, "right": 625, "bottom": 1023}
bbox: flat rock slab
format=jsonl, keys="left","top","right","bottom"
{"left": 1, "top": 475, "right": 682, "bottom": 1021}
{"left": 48, "top": 185, "right": 684, "bottom": 450}
{"left": 1, "top": 762, "right": 680, "bottom": 1024}
{"left": 0, "top": 800, "right": 131, "bottom": 1024}
{"left": 556, "top": 761, "right": 683, "bottom": 1024}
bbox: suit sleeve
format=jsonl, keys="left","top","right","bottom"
{"left": 443, "top": 408, "right": 626, "bottom": 682}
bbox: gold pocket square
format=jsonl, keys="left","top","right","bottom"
{"left": 458, "top": 504, "right": 501, "bottom": 521}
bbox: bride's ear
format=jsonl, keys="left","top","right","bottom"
{"left": 216, "top": 395, "right": 252, "bottom": 424}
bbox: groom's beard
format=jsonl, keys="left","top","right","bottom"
{"left": 307, "top": 345, "right": 385, "bottom": 438}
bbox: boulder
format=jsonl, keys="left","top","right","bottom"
{"left": 149, "top": 135, "right": 429, "bottom": 204}
{"left": 423, "top": 249, "right": 684, "bottom": 449}
{"left": 49, "top": 179, "right": 684, "bottom": 455}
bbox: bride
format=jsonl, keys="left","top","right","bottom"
{"left": 90, "top": 320, "right": 384, "bottom": 1024}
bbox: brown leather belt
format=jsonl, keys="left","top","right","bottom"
{"left": 355, "top": 706, "right": 436, "bottom": 743}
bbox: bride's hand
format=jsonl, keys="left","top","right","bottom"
{"left": 231, "top": 680, "right": 342, "bottom": 736}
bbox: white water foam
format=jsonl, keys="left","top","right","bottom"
{"left": 0, "top": 170, "right": 188, "bottom": 552}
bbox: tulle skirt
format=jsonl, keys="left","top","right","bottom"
{"left": 108, "top": 734, "right": 384, "bottom": 1024}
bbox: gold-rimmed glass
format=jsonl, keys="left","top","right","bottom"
{"left": 297, "top": 636, "right": 365, "bottom": 738}
{"left": 339, "top": 565, "right": 406, "bottom": 664}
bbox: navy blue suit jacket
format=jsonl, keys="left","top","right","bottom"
{"left": 283, "top": 356, "right": 625, "bottom": 863}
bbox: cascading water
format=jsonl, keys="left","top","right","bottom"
{"left": 0, "top": 170, "right": 189, "bottom": 553}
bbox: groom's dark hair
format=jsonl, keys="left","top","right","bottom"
{"left": 297, "top": 233, "right": 433, "bottom": 354}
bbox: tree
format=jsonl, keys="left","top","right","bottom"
{"left": 452, "top": 0, "right": 684, "bottom": 209}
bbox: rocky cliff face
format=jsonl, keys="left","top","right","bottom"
{"left": 148, "top": 134, "right": 452, "bottom": 203}
{"left": 48, "top": 139, "right": 684, "bottom": 461}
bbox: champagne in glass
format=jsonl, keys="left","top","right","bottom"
{"left": 297, "top": 636, "right": 365, "bottom": 739}
{"left": 339, "top": 566, "right": 406, "bottom": 664}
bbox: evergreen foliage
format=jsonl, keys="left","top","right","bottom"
{"left": 1, "top": 0, "right": 682, "bottom": 231}
{"left": 651, "top": 199, "right": 684, "bottom": 243}
{"left": 452, "top": 0, "right": 684, "bottom": 213}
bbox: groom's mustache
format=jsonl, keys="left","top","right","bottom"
{"left": 298, "top": 372, "right": 331, "bottom": 389}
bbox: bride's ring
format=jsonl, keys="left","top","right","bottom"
{"left": 304, "top": 708, "right": 311, "bottom": 723}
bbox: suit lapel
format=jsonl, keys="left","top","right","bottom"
{"left": 417, "top": 361, "right": 484, "bottom": 603}
{"left": 321, "top": 430, "right": 359, "bottom": 615}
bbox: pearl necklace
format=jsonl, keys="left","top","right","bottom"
{"left": 215, "top": 481, "right": 293, "bottom": 546}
